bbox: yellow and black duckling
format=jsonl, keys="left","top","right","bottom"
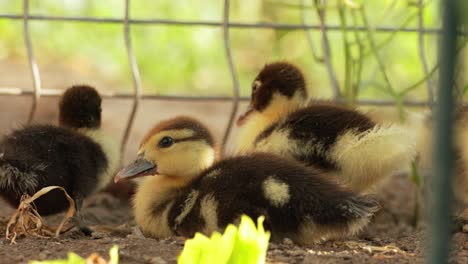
{"left": 0, "top": 85, "right": 119, "bottom": 232}
{"left": 234, "top": 61, "right": 416, "bottom": 193}
{"left": 115, "top": 116, "right": 380, "bottom": 245}
{"left": 413, "top": 106, "right": 468, "bottom": 209}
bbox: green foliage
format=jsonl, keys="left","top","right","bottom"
{"left": 29, "top": 245, "right": 119, "bottom": 264}
{"left": 0, "top": 0, "right": 447, "bottom": 97}
{"left": 178, "top": 215, "right": 270, "bottom": 264}
{"left": 0, "top": 0, "right": 466, "bottom": 100}
{"left": 29, "top": 253, "right": 84, "bottom": 264}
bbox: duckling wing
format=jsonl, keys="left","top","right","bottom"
{"left": 262, "top": 106, "right": 374, "bottom": 170}
{"left": 170, "top": 154, "right": 380, "bottom": 244}
{"left": 285, "top": 106, "right": 374, "bottom": 146}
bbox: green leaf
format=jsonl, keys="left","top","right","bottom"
{"left": 109, "top": 245, "right": 119, "bottom": 264}
{"left": 29, "top": 246, "right": 118, "bottom": 264}
{"left": 178, "top": 215, "right": 270, "bottom": 264}
{"left": 29, "top": 253, "right": 85, "bottom": 264}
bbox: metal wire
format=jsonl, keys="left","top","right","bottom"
{"left": 220, "top": 0, "right": 240, "bottom": 157}
{"left": 418, "top": 0, "right": 434, "bottom": 107}
{"left": 0, "top": 2, "right": 466, "bottom": 162}
{"left": 1, "top": 13, "right": 468, "bottom": 35}
{"left": 121, "top": 0, "right": 142, "bottom": 162}
{"left": 22, "top": 0, "right": 41, "bottom": 123}
{"left": 0, "top": 87, "right": 450, "bottom": 107}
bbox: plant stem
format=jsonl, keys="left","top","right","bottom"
{"left": 338, "top": 2, "right": 353, "bottom": 104}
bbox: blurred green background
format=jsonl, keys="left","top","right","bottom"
{"left": 0, "top": 0, "right": 466, "bottom": 102}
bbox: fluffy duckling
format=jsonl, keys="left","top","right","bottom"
{"left": 0, "top": 85, "right": 119, "bottom": 230}
{"left": 234, "top": 61, "right": 416, "bottom": 193}
{"left": 115, "top": 116, "right": 380, "bottom": 245}
{"left": 413, "top": 106, "right": 468, "bottom": 208}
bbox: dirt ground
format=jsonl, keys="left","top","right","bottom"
{"left": 0, "top": 174, "right": 467, "bottom": 264}
{"left": 1, "top": 60, "right": 467, "bottom": 263}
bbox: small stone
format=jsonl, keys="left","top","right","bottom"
{"left": 37, "top": 253, "right": 47, "bottom": 260}
{"left": 14, "top": 255, "right": 25, "bottom": 261}
{"left": 287, "top": 249, "right": 306, "bottom": 256}
{"left": 282, "top": 238, "right": 293, "bottom": 245}
{"left": 268, "top": 243, "right": 279, "bottom": 250}
{"left": 453, "top": 232, "right": 467, "bottom": 246}
{"left": 461, "top": 209, "right": 468, "bottom": 220}
{"left": 270, "top": 249, "right": 283, "bottom": 255}
{"left": 150, "top": 256, "right": 167, "bottom": 264}
{"left": 335, "top": 250, "right": 352, "bottom": 258}
{"left": 463, "top": 224, "right": 468, "bottom": 233}
{"left": 100, "top": 237, "right": 111, "bottom": 243}
{"left": 131, "top": 226, "right": 145, "bottom": 238}
{"left": 91, "top": 231, "right": 105, "bottom": 239}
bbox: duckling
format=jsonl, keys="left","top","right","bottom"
{"left": 115, "top": 116, "right": 380, "bottom": 245}
{"left": 0, "top": 85, "right": 119, "bottom": 231}
{"left": 413, "top": 106, "right": 468, "bottom": 208}
{"left": 234, "top": 61, "right": 416, "bottom": 193}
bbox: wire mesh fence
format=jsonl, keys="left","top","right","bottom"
{"left": 0, "top": 0, "right": 468, "bottom": 157}
{"left": 0, "top": 0, "right": 467, "bottom": 157}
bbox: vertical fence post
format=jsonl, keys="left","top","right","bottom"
{"left": 221, "top": 0, "right": 240, "bottom": 156}
{"left": 429, "top": 1, "right": 458, "bottom": 263}
{"left": 121, "top": 0, "right": 142, "bottom": 163}
{"left": 23, "top": 0, "right": 41, "bottom": 123}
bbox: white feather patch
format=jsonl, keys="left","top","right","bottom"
{"left": 329, "top": 125, "right": 417, "bottom": 193}
{"left": 262, "top": 176, "right": 290, "bottom": 207}
{"left": 174, "top": 190, "right": 200, "bottom": 226}
{"left": 200, "top": 194, "right": 219, "bottom": 235}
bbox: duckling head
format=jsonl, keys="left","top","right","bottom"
{"left": 114, "top": 116, "right": 216, "bottom": 184}
{"left": 59, "top": 85, "right": 102, "bottom": 129}
{"left": 237, "top": 61, "right": 307, "bottom": 126}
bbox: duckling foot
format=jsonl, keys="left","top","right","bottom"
{"left": 78, "top": 224, "right": 94, "bottom": 236}
{"left": 70, "top": 215, "right": 94, "bottom": 236}
{"left": 71, "top": 195, "right": 94, "bottom": 236}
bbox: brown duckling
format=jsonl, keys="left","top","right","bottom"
{"left": 234, "top": 61, "right": 416, "bottom": 193}
{"left": 115, "top": 116, "right": 380, "bottom": 245}
{"left": 0, "top": 85, "right": 119, "bottom": 232}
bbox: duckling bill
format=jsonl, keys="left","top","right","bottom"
{"left": 235, "top": 61, "right": 416, "bottom": 193}
{"left": 0, "top": 85, "right": 119, "bottom": 232}
{"left": 116, "top": 116, "right": 380, "bottom": 244}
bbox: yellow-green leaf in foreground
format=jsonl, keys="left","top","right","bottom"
{"left": 178, "top": 215, "right": 270, "bottom": 264}
{"left": 108, "top": 245, "right": 119, "bottom": 264}
{"left": 29, "top": 253, "right": 84, "bottom": 264}
{"left": 29, "top": 245, "right": 119, "bottom": 264}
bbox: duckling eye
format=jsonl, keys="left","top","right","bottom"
{"left": 158, "top": 136, "right": 174, "bottom": 148}
{"left": 252, "top": 80, "right": 261, "bottom": 92}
